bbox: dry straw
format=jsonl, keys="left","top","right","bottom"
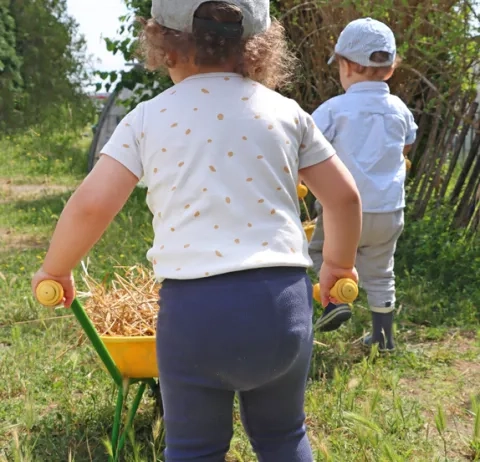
{"left": 82, "top": 265, "right": 160, "bottom": 337}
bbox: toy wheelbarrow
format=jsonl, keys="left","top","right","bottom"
{"left": 297, "top": 183, "right": 316, "bottom": 243}
{"left": 36, "top": 281, "right": 161, "bottom": 462}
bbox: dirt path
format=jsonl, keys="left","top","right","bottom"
{"left": 0, "top": 178, "right": 74, "bottom": 252}
{"left": 0, "top": 179, "right": 72, "bottom": 204}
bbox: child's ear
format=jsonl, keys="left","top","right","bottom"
{"left": 165, "top": 51, "right": 178, "bottom": 68}
{"left": 383, "top": 68, "right": 395, "bottom": 81}
{"left": 344, "top": 60, "right": 354, "bottom": 77}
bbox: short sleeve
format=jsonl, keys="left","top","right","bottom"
{"left": 405, "top": 109, "right": 418, "bottom": 146}
{"left": 311, "top": 102, "right": 335, "bottom": 143}
{"left": 298, "top": 112, "right": 336, "bottom": 170}
{"left": 101, "top": 104, "right": 144, "bottom": 180}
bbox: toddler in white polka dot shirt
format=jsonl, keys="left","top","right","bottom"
{"left": 33, "top": 1, "right": 361, "bottom": 460}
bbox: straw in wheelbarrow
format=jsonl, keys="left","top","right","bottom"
{"left": 82, "top": 266, "right": 160, "bottom": 337}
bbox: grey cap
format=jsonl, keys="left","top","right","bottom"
{"left": 328, "top": 17, "right": 396, "bottom": 67}
{"left": 151, "top": 0, "right": 271, "bottom": 38}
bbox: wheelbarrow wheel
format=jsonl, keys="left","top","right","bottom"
{"left": 150, "top": 380, "right": 164, "bottom": 418}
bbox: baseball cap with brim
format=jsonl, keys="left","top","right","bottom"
{"left": 151, "top": 0, "right": 271, "bottom": 38}
{"left": 328, "top": 17, "right": 396, "bottom": 67}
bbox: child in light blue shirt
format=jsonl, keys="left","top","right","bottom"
{"left": 309, "top": 18, "right": 418, "bottom": 351}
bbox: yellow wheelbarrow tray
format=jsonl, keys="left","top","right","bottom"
{"left": 102, "top": 335, "right": 157, "bottom": 379}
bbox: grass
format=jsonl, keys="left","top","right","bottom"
{"left": 1, "top": 130, "right": 480, "bottom": 461}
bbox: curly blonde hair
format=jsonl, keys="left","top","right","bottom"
{"left": 137, "top": 1, "right": 297, "bottom": 89}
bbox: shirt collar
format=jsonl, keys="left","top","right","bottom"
{"left": 182, "top": 72, "right": 242, "bottom": 83}
{"left": 347, "top": 81, "right": 390, "bottom": 94}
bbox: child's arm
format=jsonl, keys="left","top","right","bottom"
{"left": 33, "top": 105, "right": 145, "bottom": 307}
{"left": 298, "top": 112, "right": 361, "bottom": 306}
{"left": 300, "top": 156, "right": 361, "bottom": 297}
{"left": 32, "top": 156, "right": 139, "bottom": 306}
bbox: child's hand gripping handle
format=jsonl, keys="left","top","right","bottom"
{"left": 36, "top": 280, "right": 65, "bottom": 307}
{"left": 313, "top": 278, "right": 358, "bottom": 304}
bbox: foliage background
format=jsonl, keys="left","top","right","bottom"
{"left": 0, "top": 0, "right": 94, "bottom": 132}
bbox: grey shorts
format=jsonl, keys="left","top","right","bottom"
{"left": 309, "top": 202, "right": 404, "bottom": 312}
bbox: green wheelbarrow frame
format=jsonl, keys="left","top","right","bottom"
{"left": 69, "top": 298, "right": 162, "bottom": 461}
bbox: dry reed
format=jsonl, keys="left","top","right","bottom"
{"left": 82, "top": 266, "right": 160, "bottom": 337}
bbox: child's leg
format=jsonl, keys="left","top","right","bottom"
{"left": 238, "top": 334, "right": 313, "bottom": 462}
{"left": 156, "top": 267, "right": 314, "bottom": 462}
{"left": 309, "top": 201, "right": 352, "bottom": 332}
{"left": 159, "top": 377, "right": 234, "bottom": 461}
{"left": 356, "top": 211, "right": 404, "bottom": 351}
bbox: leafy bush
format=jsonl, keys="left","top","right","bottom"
{"left": 395, "top": 206, "right": 480, "bottom": 326}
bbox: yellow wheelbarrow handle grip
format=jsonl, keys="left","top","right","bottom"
{"left": 297, "top": 184, "right": 308, "bottom": 199}
{"left": 313, "top": 278, "right": 358, "bottom": 304}
{"left": 36, "top": 280, "right": 64, "bottom": 307}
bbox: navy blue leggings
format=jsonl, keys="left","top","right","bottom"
{"left": 156, "top": 267, "right": 314, "bottom": 462}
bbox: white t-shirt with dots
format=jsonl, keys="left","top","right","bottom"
{"left": 102, "top": 72, "right": 335, "bottom": 282}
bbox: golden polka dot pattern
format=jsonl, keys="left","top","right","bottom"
{"left": 117, "top": 77, "right": 330, "bottom": 281}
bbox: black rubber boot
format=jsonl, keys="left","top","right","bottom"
{"left": 363, "top": 311, "right": 395, "bottom": 352}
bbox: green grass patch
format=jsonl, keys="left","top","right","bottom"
{"left": 1, "top": 131, "right": 479, "bottom": 461}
